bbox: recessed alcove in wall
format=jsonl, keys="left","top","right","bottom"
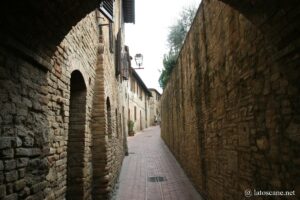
{"left": 66, "top": 70, "right": 87, "bottom": 200}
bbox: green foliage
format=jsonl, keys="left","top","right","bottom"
{"left": 159, "top": 53, "right": 177, "bottom": 89}
{"left": 159, "top": 5, "right": 197, "bottom": 89}
{"left": 128, "top": 120, "right": 135, "bottom": 132}
{"left": 168, "top": 6, "right": 197, "bottom": 55}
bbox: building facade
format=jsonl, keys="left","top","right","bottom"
{"left": 127, "top": 69, "right": 152, "bottom": 133}
{"left": 0, "top": 0, "right": 134, "bottom": 199}
{"left": 149, "top": 88, "right": 161, "bottom": 125}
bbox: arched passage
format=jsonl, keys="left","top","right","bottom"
{"left": 0, "top": 0, "right": 102, "bottom": 60}
{"left": 106, "top": 97, "right": 112, "bottom": 137}
{"left": 67, "top": 70, "right": 87, "bottom": 200}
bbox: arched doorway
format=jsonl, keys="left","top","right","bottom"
{"left": 67, "top": 70, "right": 87, "bottom": 200}
{"left": 106, "top": 97, "right": 112, "bottom": 137}
{"left": 140, "top": 110, "right": 142, "bottom": 130}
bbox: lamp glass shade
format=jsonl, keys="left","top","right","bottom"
{"left": 134, "top": 53, "right": 143, "bottom": 66}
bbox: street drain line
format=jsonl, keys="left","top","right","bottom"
{"left": 147, "top": 176, "right": 167, "bottom": 182}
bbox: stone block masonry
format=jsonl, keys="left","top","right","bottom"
{"left": 161, "top": 0, "right": 300, "bottom": 199}
{"left": 0, "top": 8, "right": 127, "bottom": 200}
{"left": 0, "top": 46, "right": 50, "bottom": 199}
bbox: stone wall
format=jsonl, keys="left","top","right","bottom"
{"left": 161, "top": 0, "right": 300, "bottom": 199}
{"left": 45, "top": 11, "right": 99, "bottom": 200}
{"left": 0, "top": 7, "right": 127, "bottom": 200}
{"left": 0, "top": 47, "right": 50, "bottom": 200}
{"left": 91, "top": 5, "right": 128, "bottom": 198}
{"left": 149, "top": 89, "right": 161, "bottom": 126}
{"left": 128, "top": 73, "right": 151, "bottom": 132}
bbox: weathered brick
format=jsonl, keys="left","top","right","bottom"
{"left": 31, "top": 181, "right": 47, "bottom": 194}
{"left": 17, "top": 158, "right": 29, "bottom": 168}
{"left": 0, "top": 137, "right": 14, "bottom": 149}
{"left": 19, "top": 186, "right": 30, "bottom": 198}
{"left": 3, "top": 193, "right": 17, "bottom": 200}
{"left": 0, "top": 172, "right": 4, "bottom": 184}
{"left": 4, "top": 160, "right": 16, "bottom": 170}
{"left": 0, "top": 4, "right": 130, "bottom": 200}
{"left": 5, "top": 170, "right": 18, "bottom": 182}
{"left": 23, "top": 137, "right": 34, "bottom": 147}
{"left": 18, "top": 168, "right": 26, "bottom": 178}
{"left": 0, "top": 149, "right": 14, "bottom": 159}
{"left": 0, "top": 184, "right": 6, "bottom": 198}
{"left": 160, "top": 0, "right": 300, "bottom": 199}
{"left": 14, "top": 179, "right": 26, "bottom": 191}
{"left": 15, "top": 148, "right": 31, "bottom": 157}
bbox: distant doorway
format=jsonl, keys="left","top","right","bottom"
{"left": 67, "top": 71, "right": 87, "bottom": 200}
{"left": 140, "top": 110, "right": 142, "bottom": 130}
{"left": 106, "top": 97, "right": 112, "bottom": 137}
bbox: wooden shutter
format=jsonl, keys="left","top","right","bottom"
{"left": 99, "top": 0, "right": 114, "bottom": 22}
{"left": 122, "top": 46, "right": 130, "bottom": 80}
{"left": 115, "top": 29, "right": 122, "bottom": 76}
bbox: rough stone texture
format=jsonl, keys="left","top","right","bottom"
{"left": 0, "top": 43, "right": 50, "bottom": 199}
{"left": 161, "top": 0, "right": 300, "bottom": 199}
{"left": 149, "top": 89, "right": 161, "bottom": 125}
{"left": 90, "top": 1, "right": 130, "bottom": 199}
{"left": 45, "top": 11, "right": 100, "bottom": 200}
{"left": 127, "top": 72, "right": 151, "bottom": 132}
{"left": 0, "top": 1, "right": 130, "bottom": 200}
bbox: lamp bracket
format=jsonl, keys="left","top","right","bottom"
{"left": 98, "top": 23, "right": 110, "bottom": 27}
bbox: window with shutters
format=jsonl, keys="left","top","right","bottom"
{"left": 122, "top": 46, "right": 130, "bottom": 80}
{"left": 99, "top": 0, "right": 114, "bottom": 22}
{"left": 115, "top": 30, "right": 130, "bottom": 80}
{"left": 109, "top": 22, "right": 114, "bottom": 53}
{"left": 115, "top": 29, "right": 121, "bottom": 76}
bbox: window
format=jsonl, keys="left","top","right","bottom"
{"left": 130, "top": 79, "right": 135, "bottom": 92}
{"left": 139, "top": 91, "right": 143, "bottom": 100}
{"left": 122, "top": 46, "right": 130, "bottom": 80}
{"left": 115, "top": 29, "right": 121, "bottom": 75}
{"left": 99, "top": 0, "right": 114, "bottom": 22}
{"left": 109, "top": 22, "right": 114, "bottom": 53}
{"left": 134, "top": 106, "right": 137, "bottom": 121}
{"left": 99, "top": 0, "right": 114, "bottom": 53}
{"left": 115, "top": 109, "right": 118, "bottom": 137}
{"left": 106, "top": 98, "right": 112, "bottom": 137}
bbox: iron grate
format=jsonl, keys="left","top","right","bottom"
{"left": 147, "top": 176, "right": 167, "bottom": 182}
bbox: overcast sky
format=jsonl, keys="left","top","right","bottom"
{"left": 125, "top": 0, "right": 202, "bottom": 94}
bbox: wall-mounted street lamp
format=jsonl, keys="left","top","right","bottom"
{"left": 133, "top": 53, "right": 144, "bottom": 69}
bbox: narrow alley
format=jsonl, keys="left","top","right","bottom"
{"left": 115, "top": 126, "right": 202, "bottom": 200}
{"left": 0, "top": 0, "right": 300, "bottom": 200}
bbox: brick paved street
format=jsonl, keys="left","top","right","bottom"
{"left": 115, "top": 126, "right": 203, "bottom": 200}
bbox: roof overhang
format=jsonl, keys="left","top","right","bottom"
{"left": 130, "top": 68, "right": 152, "bottom": 96}
{"left": 149, "top": 88, "right": 162, "bottom": 96}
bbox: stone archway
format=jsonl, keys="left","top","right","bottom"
{"left": 67, "top": 70, "right": 87, "bottom": 200}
